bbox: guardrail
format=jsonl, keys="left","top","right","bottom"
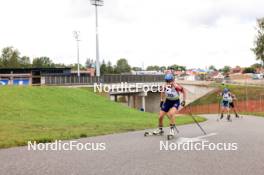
{"left": 44, "top": 74, "right": 164, "bottom": 85}
{"left": 225, "top": 80, "right": 264, "bottom": 86}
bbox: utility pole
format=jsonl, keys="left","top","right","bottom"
{"left": 73, "top": 31, "right": 81, "bottom": 77}
{"left": 90, "top": 0, "right": 104, "bottom": 77}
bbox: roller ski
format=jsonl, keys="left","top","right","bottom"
{"left": 167, "top": 125, "right": 178, "bottom": 140}
{"left": 217, "top": 113, "right": 224, "bottom": 122}
{"left": 227, "top": 115, "right": 232, "bottom": 122}
{"left": 217, "top": 114, "right": 232, "bottom": 122}
{"left": 144, "top": 128, "right": 164, "bottom": 136}
{"left": 235, "top": 113, "right": 243, "bottom": 119}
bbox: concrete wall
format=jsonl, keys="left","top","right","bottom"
{"left": 119, "top": 85, "right": 216, "bottom": 113}
{"left": 147, "top": 85, "right": 215, "bottom": 113}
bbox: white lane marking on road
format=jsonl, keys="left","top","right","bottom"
{"left": 175, "top": 133, "right": 217, "bottom": 144}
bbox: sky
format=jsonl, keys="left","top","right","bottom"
{"left": 0, "top": 0, "right": 263, "bottom": 69}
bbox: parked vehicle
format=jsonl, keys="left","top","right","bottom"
{"left": 252, "top": 73, "right": 264, "bottom": 80}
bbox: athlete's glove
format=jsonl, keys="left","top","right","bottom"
{"left": 160, "top": 101, "right": 164, "bottom": 108}
{"left": 181, "top": 101, "right": 186, "bottom": 107}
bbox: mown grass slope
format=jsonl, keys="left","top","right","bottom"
{"left": 0, "top": 86, "right": 205, "bottom": 148}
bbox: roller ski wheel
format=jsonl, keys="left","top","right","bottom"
{"left": 167, "top": 134, "right": 174, "bottom": 140}
{"left": 237, "top": 115, "right": 243, "bottom": 119}
{"left": 227, "top": 115, "right": 232, "bottom": 122}
{"left": 167, "top": 127, "right": 176, "bottom": 140}
{"left": 144, "top": 132, "right": 149, "bottom": 137}
{"left": 144, "top": 131, "right": 164, "bottom": 137}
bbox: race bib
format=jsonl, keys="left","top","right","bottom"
{"left": 165, "top": 87, "right": 179, "bottom": 100}
{"left": 222, "top": 93, "right": 230, "bottom": 102}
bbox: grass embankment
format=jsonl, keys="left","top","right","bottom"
{"left": 190, "top": 84, "right": 264, "bottom": 117}
{"left": 0, "top": 86, "right": 205, "bottom": 148}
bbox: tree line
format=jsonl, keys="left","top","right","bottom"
{"left": 0, "top": 47, "right": 187, "bottom": 75}
{"left": 1, "top": 17, "right": 263, "bottom": 74}
{"left": 0, "top": 47, "right": 60, "bottom": 68}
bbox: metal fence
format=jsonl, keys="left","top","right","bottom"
{"left": 44, "top": 74, "right": 164, "bottom": 85}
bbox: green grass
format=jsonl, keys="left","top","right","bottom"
{"left": 0, "top": 86, "right": 205, "bottom": 148}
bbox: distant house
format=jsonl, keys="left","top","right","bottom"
{"left": 185, "top": 75, "right": 198, "bottom": 81}
{"left": 173, "top": 70, "right": 185, "bottom": 76}
{"left": 206, "top": 70, "right": 219, "bottom": 80}
{"left": 87, "top": 68, "right": 96, "bottom": 77}
{"left": 131, "top": 71, "right": 163, "bottom": 75}
{"left": 231, "top": 66, "right": 243, "bottom": 74}
{"left": 256, "top": 67, "right": 264, "bottom": 74}
{"left": 213, "top": 73, "right": 224, "bottom": 81}
{"left": 184, "top": 70, "right": 198, "bottom": 81}
{"left": 71, "top": 68, "right": 96, "bottom": 77}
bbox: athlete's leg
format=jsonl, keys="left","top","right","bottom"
{"left": 158, "top": 110, "right": 167, "bottom": 127}
{"left": 167, "top": 107, "right": 178, "bottom": 125}
{"left": 232, "top": 103, "right": 239, "bottom": 117}
{"left": 227, "top": 104, "right": 231, "bottom": 121}
{"left": 229, "top": 102, "right": 237, "bottom": 117}
{"left": 234, "top": 107, "right": 239, "bottom": 117}
{"left": 167, "top": 107, "right": 179, "bottom": 135}
{"left": 220, "top": 106, "right": 225, "bottom": 119}
{"left": 152, "top": 110, "right": 167, "bottom": 135}
{"left": 220, "top": 100, "right": 226, "bottom": 119}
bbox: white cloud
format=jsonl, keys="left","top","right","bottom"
{"left": 0, "top": 0, "right": 263, "bottom": 69}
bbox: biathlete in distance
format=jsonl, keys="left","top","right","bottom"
{"left": 152, "top": 73, "right": 186, "bottom": 136}
{"left": 229, "top": 91, "right": 240, "bottom": 118}
{"left": 219, "top": 88, "right": 233, "bottom": 121}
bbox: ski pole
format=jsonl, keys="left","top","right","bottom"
{"left": 218, "top": 99, "right": 221, "bottom": 120}
{"left": 174, "top": 124, "right": 179, "bottom": 133}
{"left": 188, "top": 105, "right": 207, "bottom": 135}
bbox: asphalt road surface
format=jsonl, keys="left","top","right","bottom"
{"left": 0, "top": 115, "right": 264, "bottom": 175}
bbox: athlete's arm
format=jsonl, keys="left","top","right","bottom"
{"left": 160, "top": 85, "right": 165, "bottom": 108}
{"left": 181, "top": 87, "right": 186, "bottom": 102}
{"left": 231, "top": 93, "right": 237, "bottom": 101}
{"left": 160, "top": 85, "right": 165, "bottom": 101}
{"left": 160, "top": 91, "right": 165, "bottom": 101}
{"left": 173, "top": 82, "right": 186, "bottom": 101}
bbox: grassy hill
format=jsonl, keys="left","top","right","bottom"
{"left": 0, "top": 86, "right": 205, "bottom": 148}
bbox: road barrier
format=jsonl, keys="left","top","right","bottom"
{"left": 44, "top": 74, "right": 164, "bottom": 85}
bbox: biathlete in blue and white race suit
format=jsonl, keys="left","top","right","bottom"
{"left": 220, "top": 88, "right": 232, "bottom": 121}
{"left": 153, "top": 73, "right": 186, "bottom": 136}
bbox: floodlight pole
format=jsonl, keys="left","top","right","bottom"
{"left": 73, "top": 31, "right": 81, "bottom": 77}
{"left": 91, "top": 0, "right": 104, "bottom": 77}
